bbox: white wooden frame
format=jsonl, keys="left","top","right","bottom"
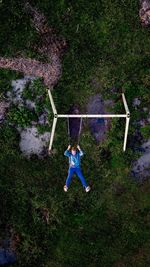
{"left": 47, "top": 89, "right": 130, "bottom": 152}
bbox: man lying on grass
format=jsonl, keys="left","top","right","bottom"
{"left": 64, "top": 145, "right": 91, "bottom": 192}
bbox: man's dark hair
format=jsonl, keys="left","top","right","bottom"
{"left": 71, "top": 146, "right": 77, "bottom": 151}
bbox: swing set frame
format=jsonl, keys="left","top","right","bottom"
{"left": 47, "top": 89, "right": 130, "bottom": 152}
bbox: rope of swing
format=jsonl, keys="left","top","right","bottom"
{"left": 77, "top": 117, "right": 82, "bottom": 145}
{"left": 67, "top": 117, "right": 71, "bottom": 145}
{"left": 67, "top": 117, "right": 83, "bottom": 146}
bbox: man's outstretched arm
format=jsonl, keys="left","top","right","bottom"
{"left": 77, "top": 145, "right": 84, "bottom": 156}
{"left": 64, "top": 145, "right": 71, "bottom": 157}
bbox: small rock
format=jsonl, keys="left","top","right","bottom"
{"left": 25, "top": 99, "right": 36, "bottom": 110}
{"left": 38, "top": 112, "right": 49, "bottom": 125}
{"left": 133, "top": 97, "right": 141, "bottom": 107}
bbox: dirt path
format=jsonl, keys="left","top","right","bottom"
{"left": 139, "top": 0, "right": 150, "bottom": 27}
{"left": 0, "top": 2, "right": 67, "bottom": 88}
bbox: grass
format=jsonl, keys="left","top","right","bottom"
{"left": 0, "top": 0, "right": 150, "bottom": 266}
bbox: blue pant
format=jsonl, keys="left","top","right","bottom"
{"left": 66, "top": 167, "right": 88, "bottom": 188}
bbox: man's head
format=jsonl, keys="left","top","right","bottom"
{"left": 71, "top": 146, "right": 77, "bottom": 155}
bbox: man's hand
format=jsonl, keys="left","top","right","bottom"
{"left": 77, "top": 145, "right": 81, "bottom": 150}
{"left": 67, "top": 145, "right": 71, "bottom": 150}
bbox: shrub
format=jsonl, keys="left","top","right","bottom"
{"left": 141, "top": 125, "right": 150, "bottom": 140}
{"left": 7, "top": 105, "right": 38, "bottom": 128}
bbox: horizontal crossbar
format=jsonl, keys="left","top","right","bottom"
{"left": 57, "top": 114, "right": 127, "bottom": 118}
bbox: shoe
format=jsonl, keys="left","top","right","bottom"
{"left": 64, "top": 185, "right": 68, "bottom": 192}
{"left": 85, "top": 186, "right": 91, "bottom": 192}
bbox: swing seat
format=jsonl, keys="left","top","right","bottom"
{"left": 68, "top": 105, "right": 82, "bottom": 144}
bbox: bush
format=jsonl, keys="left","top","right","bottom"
{"left": 141, "top": 125, "right": 150, "bottom": 140}
{"left": 7, "top": 106, "right": 38, "bottom": 128}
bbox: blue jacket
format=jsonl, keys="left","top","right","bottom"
{"left": 64, "top": 149, "right": 84, "bottom": 168}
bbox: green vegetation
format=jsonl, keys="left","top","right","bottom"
{"left": 141, "top": 125, "right": 150, "bottom": 140}
{"left": 0, "top": 0, "right": 150, "bottom": 267}
{"left": 23, "top": 79, "right": 46, "bottom": 101}
{"left": 6, "top": 77, "right": 53, "bottom": 130}
{"left": 7, "top": 106, "right": 38, "bottom": 128}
